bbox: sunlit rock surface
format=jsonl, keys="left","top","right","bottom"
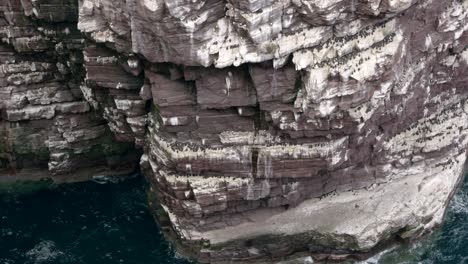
{"left": 1, "top": 0, "right": 468, "bottom": 262}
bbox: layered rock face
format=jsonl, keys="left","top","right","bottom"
{"left": 0, "top": 1, "right": 140, "bottom": 181}
{"left": 2, "top": 0, "right": 468, "bottom": 262}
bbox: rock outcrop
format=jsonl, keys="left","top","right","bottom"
{"left": 1, "top": 0, "right": 468, "bottom": 262}
{"left": 0, "top": 0, "right": 140, "bottom": 181}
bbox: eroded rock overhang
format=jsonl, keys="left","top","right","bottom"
{"left": 1, "top": 0, "right": 468, "bottom": 262}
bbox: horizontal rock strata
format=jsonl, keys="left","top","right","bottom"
{"left": 0, "top": 0, "right": 140, "bottom": 181}
{"left": 2, "top": 0, "right": 468, "bottom": 263}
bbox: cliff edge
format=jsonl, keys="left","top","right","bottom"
{"left": 1, "top": 0, "right": 468, "bottom": 262}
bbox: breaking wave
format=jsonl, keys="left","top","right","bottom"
{"left": 25, "top": 241, "right": 64, "bottom": 264}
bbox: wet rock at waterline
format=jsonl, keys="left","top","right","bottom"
{"left": 1, "top": 0, "right": 468, "bottom": 263}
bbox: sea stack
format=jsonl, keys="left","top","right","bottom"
{"left": 1, "top": 0, "right": 468, "bottom": 262}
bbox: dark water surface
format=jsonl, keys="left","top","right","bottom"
{"left": 0, "top": 175, "right": 467, "bottom": 264}
{"left": 0, "top": 176, "right": 192, "bottom": 264}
